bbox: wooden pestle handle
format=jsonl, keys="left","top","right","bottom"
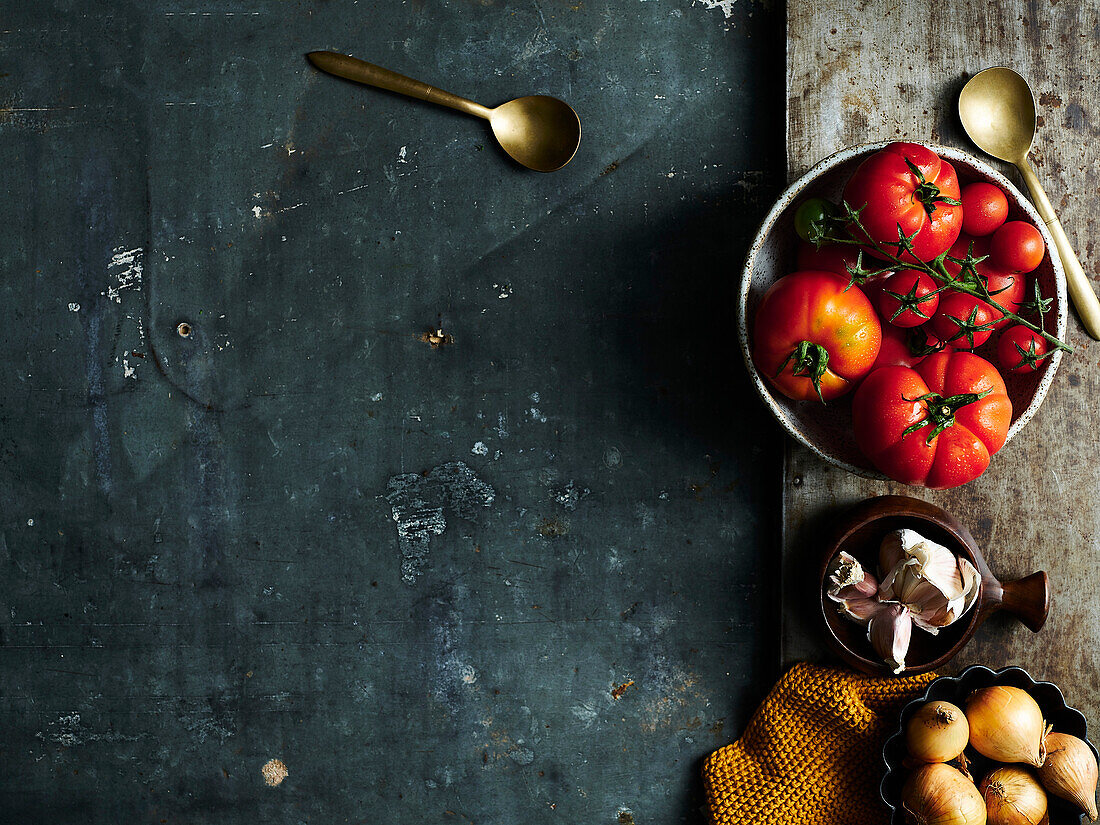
{"left": 982, "top": 571, "right": 1050, "bottom": 633}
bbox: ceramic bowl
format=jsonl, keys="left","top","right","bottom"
{"left": 818, "top": 496, "right": 1049, "bottom": 676}
{"left": 738, "top": 142, "right": 1068, "bottom": 479}
{"left": 881, "top": 665, "right": 1099, "bottom": 824}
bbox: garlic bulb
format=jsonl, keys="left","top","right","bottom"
{"left": 877, "top": 530, "right": 980, "bottom": 635}
{"left": 826, "top": 530, "right": 981, "bottom": 673}
{"left": 868, "top": 602, "right": 911, "bottom": 674}
{"left": 1038, "top": 731, "right": 1099, "bottom": 820}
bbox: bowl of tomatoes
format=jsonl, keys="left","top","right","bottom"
{"left": 738, "top": 141, "right": 1068, "bottom": 487}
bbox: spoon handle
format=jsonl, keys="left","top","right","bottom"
{"left": 307, "top": 51, "right": 492, "bottom": 120}
{"left": 1017, "top": 159, "right": 1100, "bottom": 340}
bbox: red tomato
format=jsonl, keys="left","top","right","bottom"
{"left": 997, "top": 325, "right": 1050, "bottom": 374}
{"left": 753, "top": 270, "right": 882, "bottom": 402}
{"left": 960, "top": 182, "right": 1009, "bottom": 236}
{"left": 990, "top": 221, "right": 1045, "bottom": 273}
{"left": 852, "top": 352, "right": 1011, "bottom": 488}
{"left": 877, "top": 269, "right": 940, "bottom": 328}
{"left": 842, "top": 142, "right": 963, "bottom": 264}
{"left": 870, "top": 323, "right": 943, "bottom": 370}
{"left": 930, "top": 292, "right": 998, "bottom": 349}
{"left": 943, "top": 234, "right": 1025, "bottom": 329}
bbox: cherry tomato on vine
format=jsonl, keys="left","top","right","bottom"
{"left": 842, "top": 142, "right": 963, "bottom": 264}
{"left": 930, "top": 292, "right": 999, "bottom": 349}
{"left": 997, "top": 325, "right": 1051, "bottom": 374}
{"left": 870, "top": 322, "right": 942, "bottom": 371}
{"left": 990, "top": 221, "right": 1045, "bottom": 273}
{"left": 960, "top": 182, "right": 1009, "bottom": 237}
{"left": 794, "top": 198, "right": 839, "bottom": 244}
{"left": 877, "top": 269, "right": 940, "bottom": 328}
{"left": 852, "top": 351, "right": 1011, "bottom": 488}
{"left": 942, "top": 234, "right": 1025, "bottom": 330}
{"left": 752, "top": 270, "right": 882, "bottom": 402}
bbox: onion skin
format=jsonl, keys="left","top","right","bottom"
{"left": 1038, "top": 731, "right": 1099, "bottom": 820}
{"left": 907, "top": 701, "right": 970, "bottom": 763}
{"left": 903, "top": 762, "right": 987, "bottom": 825}
{"left": 965, "top": 686, "right": 1047, "bottom": 768}
{"left": 979, "top": 766, "right": 1047, "bottom": 825}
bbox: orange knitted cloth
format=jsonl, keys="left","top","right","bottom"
{"left": 702, "top": 662, "right": 935, "bottom": 825}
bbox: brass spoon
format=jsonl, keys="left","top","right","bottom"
{"left": 959, "top": 66, "right": 1100, "bottom": 339}
{"left": 306, "top": 51, "right": 581, "bottom": 173}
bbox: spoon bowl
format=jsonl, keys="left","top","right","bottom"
{"left": 958, "top": 67, "right": 1036, "bottom": 163}
{"left": 490, "top": 95, "right": 581, "bottom": 173}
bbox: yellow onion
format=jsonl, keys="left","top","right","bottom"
{"left": 965, "top": 686, "right": 1048, "bottom": 767}
{"left": 902, "top": 762, "right": 987, "bottom": 825}
{"left": 1038, "top": 731, "right": 1099, "bottom": 820}
{"left": 979, "top": 766, "right": 1047, "bottom": 825}
{"left": 907, "top": 701, "right": 970, "bottom": 763}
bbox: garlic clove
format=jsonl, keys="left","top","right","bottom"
{"left": 827, "top": 551, "right": 878, "bottom": 601}
{"left": 868, "top": 602, "right": 912, "bottom": 674}
{"left": 836, "top": 596, "right": 885, "bottom": 626}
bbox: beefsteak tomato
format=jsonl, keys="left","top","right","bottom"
{"left": 852, "top": 351, "right": 1011, "bottom": 488}
{"left": 753, "top": 270, "right": 881, "bottom": 402}
{"left": 843, "top": 142, "right": 963, "bottom": 264}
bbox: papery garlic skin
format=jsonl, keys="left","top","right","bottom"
{"left": 868, "top": 602, "right": 911, "bottom": 675}
{"left": 879, "top": 528, "right": 921, "bottom": 574}
{"left": 827, "top": 550, "right": 878, "bottom": 601}
{"left": 911, "top": 557, "right": 981, "bottom": 635}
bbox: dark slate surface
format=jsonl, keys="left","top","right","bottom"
{"left": 0, "top": 1, "right": 784, "bottom": 821}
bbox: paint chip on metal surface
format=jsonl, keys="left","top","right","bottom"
{"left": 262, "top": 758, "right": 288, "bottom": 787}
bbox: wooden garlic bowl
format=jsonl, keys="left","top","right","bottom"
{"left": 817, "top": 496, "right": 1049, "bottom": 676}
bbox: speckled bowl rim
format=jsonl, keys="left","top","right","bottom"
{"left": 879, "top": 665, "right": 1098, "bottom": 824}
{"left": 738, "top": 141, "right": 1068, "bottom": 480}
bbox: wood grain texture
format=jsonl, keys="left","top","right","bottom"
{"left": 785, "top": 0, "right": 1100, "bottom": 713}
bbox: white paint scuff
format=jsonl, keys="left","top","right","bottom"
{"left": 105, "top": 247, "right": 143, "bottom": 303}
{"left": 695, "top": 0, "right": 738, "bottom": 18}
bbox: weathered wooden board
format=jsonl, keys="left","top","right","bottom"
{"left": 785, "top": 1, "right": 1100, "bottom": 709}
